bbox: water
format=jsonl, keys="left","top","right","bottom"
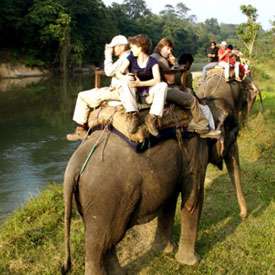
{"left": 0, "top": 73, "right": 94, "bottom": 222}
{"left": 0, "top": 63, "right": 204, "bottom": 223}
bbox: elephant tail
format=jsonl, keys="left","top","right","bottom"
{"left": 61, "top": 172, "right": 79, "bottom": 274}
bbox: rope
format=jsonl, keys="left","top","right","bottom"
{"left": 100, "top": 108, "right": 118, "bottom": 161}
{"left": 79, "top": 107, "right": 118, "bottom": 175}
{"left": 202, "top": 72, "right": 224, "bottom": 98}
{"left": 79, "top": 126, "right": 107, "bottom": 175}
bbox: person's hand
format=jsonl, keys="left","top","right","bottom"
{"left": 164, "top": 73, "right": 176, "bottom": 85}
{"left": 104, "top": 44, "right": 113, "bottom": 58}
{"left": 128, "top": 75, "right": 141, "bottom": 88}
{"left": 168, "top": 53, "right": 176, "bottom": 65}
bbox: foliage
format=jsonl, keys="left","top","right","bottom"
{"left": 123, "top": 0, "right": 151, "bottom": 19}
{"left": 237, "top": 5, "right": 261, "bottom": 57}
{"left": 0, "top": 1, "right": 273, "bottom": 69}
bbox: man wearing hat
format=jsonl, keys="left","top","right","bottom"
{"left": 67, "top": 35, "right": 130, "bottom": 141}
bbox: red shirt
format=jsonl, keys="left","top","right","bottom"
{"left": 229, "top": 54, "right": 236, "bottom": 65}
{"left": 218, "top": 48, "right": 230, "bottom": 63}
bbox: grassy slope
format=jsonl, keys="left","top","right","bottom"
{"left": 0, "top": 65, "right": 275, "bottom": 274}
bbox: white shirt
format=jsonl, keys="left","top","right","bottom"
{"left": 104, "top": 50, "right": 129, "bottom": 74}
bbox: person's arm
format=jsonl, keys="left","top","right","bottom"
{"left": 218, "top": 49, "right": 230, "bottom": 61}
{"left": 129, "top": 64, "right": 160, "bottom": 88}
{"left": 207, "top": 48, "right": 213, "bottom": 58}
{"left": 104, "top": 45, "right": 127, "bottom": 77}
{"left": 115, "top": 59, "right": 130, "bottom": 80}
{"left": 207, "top": 48, "right": 215, "bottom": 58}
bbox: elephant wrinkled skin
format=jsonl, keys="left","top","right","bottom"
{"left": 62, "top": 131, "right": 208, "bottom": 275}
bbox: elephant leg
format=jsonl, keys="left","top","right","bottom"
{"left": 224, "top": 142, "right": 248, "bottom": 219}
{"left": 175, "top": 188, "right": 203, "bottom": 266}
{"left": 104, "top": 247, "right": 125, "bottom": 275}
{"left": 84, "top": 221, "right": 107, "bottom": 275}
{"left": 153, "top": 194, "right": 178, "bottom": 254}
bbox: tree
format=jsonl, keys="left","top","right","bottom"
{"left": 175, "top": 2, "right": 190, "bottom": 19}
{"left": 237, "top": 4, "right": 261, "bottom": 57}
{"left": 24, "top": 0, "right": 72, "bottom": 70}
{"left": 160, "top": 4, "right": 176, "bottom": 17}
{"left": 123, "top": 0, "right": 151, "bottom": 20}
{"left": 204, "top": 18, "right": 220, "bottom": 36}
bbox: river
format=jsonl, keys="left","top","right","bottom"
{"left": 0, "top": 63, "right": 205, "bottom": 222}
{"left": 0, "top": 73, "right": 94, "bottom": 222}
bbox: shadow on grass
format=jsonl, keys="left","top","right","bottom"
{"left": 121, "top": 139, "right": 275, "bottom": 274}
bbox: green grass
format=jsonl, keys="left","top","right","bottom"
{"left": 0, "top": 64, "right": 275, "bottom": 274}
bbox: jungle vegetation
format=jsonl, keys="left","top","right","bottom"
{"left": 1, "top": 0, "right": 274, "bottom": 69}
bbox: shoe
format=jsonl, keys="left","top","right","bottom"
{"left": 127, "top": 112, "right": 140, "bottom": 134}
{"left": 200, "top": 129, "right": 221, "bottom": 139}
{"left": 66, "top": 126, "right": 88, "bottom": 141}
{"left": 188, "top": 119, "right": 209, "bottom": 134}
{"left": 235, "top": 77, "right": 242, "bottom": 82}
{"left": 145, "top": 114, "right": 159, "bottom": 136}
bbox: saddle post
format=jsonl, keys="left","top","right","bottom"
{"left": 95, "top": 67, "right": 103, "bottom": 89}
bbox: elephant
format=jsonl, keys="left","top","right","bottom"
{"left": 62, "top": 129, "right": 209, "bottom": 275}
{"left": 62, "top": 72, "right": 259, "bottom": 274}
{"left": 196, "top": 73, "right": 259, "bottom": 219}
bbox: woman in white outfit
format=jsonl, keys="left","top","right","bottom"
{"left": 117, "top": 34, "right": 167, "bottom": 136}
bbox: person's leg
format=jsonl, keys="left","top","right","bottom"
{"left": 148, "top": 82, "right": 167, "bottom": 117}
{"left": 119, "top": 80, "right": 138, "bottom": 113}
{"left": 67, "top": 88, "right": 99, "bottom": 141}
{"left": 72, "top": 89, "right": 97, "bottom": 126}
{"left": 167, "top": 88, "right": 208, "bottom": 131}
{"left": 118, "top": 80, "right": 140, "bottom": 134}
{"left": 199, "top": 104, "right": 215, "bottom": 130}
{"left": 234, "top": 62, "right": 241, "bottom": 81}
{"left": 145, "top": 82, "right": 167, "bottom": 136}
{"left": 219, "top": 61, "right": 230, "bottom": 81}
{"left": 166, "top": 88, "right": 220, "bottom": 138}
{"left": 202, "top": 62, "right": 218, "bottom": 80}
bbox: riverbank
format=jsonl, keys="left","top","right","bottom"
{"left": 0, "top": 63, "right": 50, "bottom": 79}
{"left": 0, "top": 65, "right": 274, "bottom": 274}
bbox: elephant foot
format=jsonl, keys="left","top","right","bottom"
{"left": 162, "top": 241, "right": 176, "bottom": 254}
{"left": 151, "top": 240, "right": 176, "bottom": 254}
{"left": 175, "top": 250, "right": 200, "bottom": 266}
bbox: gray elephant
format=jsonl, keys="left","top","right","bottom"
{"left": 62, "top": 73, "right": 259, "bottom": 274}
{"left": 62, "top": 131, "right": 208, "bottom": 275}
{"left": 197, "top": 74, "right": 259, "bottom": 219}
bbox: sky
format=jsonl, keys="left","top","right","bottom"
{"left": 102, "top": 0, "right": 274, "bottom": 30}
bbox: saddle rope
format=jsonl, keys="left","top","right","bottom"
{"left": 79, "top": 108, "right": 118, "bottom": 175}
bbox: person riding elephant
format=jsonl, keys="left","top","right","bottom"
{"left": 116, "top": 34, "right": 168, "bottom": 136}
{"left": 218, "top": 41, "right": 241, "bottom": 82}
{"left": 201, "top": 41, "right": 219, "bottom": 80}
{"left": 66, "top": 35, "right": 130, "bottom": 141}
{"left": 151, "top": 38, "right": 220, "bottom": 138}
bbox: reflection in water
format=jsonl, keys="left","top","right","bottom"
{"left": 0, "top": 74, "right": 94, "bottom": 222}
{"left": 0, "top": 76, "right": 46, "bottom": 92}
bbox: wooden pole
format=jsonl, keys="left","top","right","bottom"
{"left": 95, "top": 67, "right": 102, "bottom": 89}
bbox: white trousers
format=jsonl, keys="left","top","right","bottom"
{"left": 72, "top": 87, "right": 120, "bottom": 125}
{"left": 219, "top": 61, "right": 240, "bottom": 79}
{"left": 119, "top": 81, "right": 168, "bottom": 117}
{"left": 199, "top": 104, "right": 215, "bottom": 130}
{"left": 218, "top": 61, "right": 230, "bottom": 79}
